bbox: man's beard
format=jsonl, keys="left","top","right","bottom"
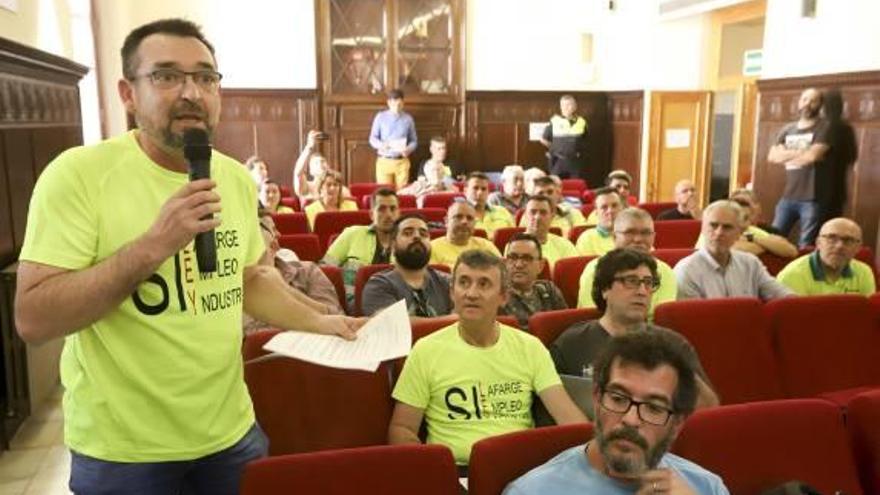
{"left": 800, "top": 106, "right": 820, "bottom": 119}
{"left": 595, "top": 415, "right": 673, "bottom": 476}
{"left": 155, "top": 102, "right": 212, "bottom": 149}
{"left": 395, "top": 242, "right": 430, "bottom": 270}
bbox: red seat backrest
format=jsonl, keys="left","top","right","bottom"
{"left": 319, "top": 265, "right": 348, "bottom": 314}
{"left": 673, "top": 399, "right": 863, "bottom": 495}
{"left": 637, "top": 201, "right": 677, "bottom": 219}
{"left": 278, "top": 234, "right": 323, "bottom": 262}
{"left": 280, "top": 196, "right": 300, "bottom": 211}
{"left": 560, "top": 178, "right": 587, "bottom": 193}
{"left": 242, "top": 328, "right": 281, "bottom": 362}
{"left": 528, "top": 307, "right": 601, "bottom": 347}
{"left": 651, "top": 248, "right": 695, "bottom": 269}
{"left": 765, "top": 295, "right": 880, "bottom": 397}
{"left": 654, "top": 220, "right": 701, "bottom": 249}
{"left": 349, "top": 182, "right": 391, "bottom": 199}
{"left": 313, "top": 210, "right": 372, "bottom": 249}
{"left": 244, "top": 354, "right": 394, "bottom": 456}
{"left": 847, "top": 389, "right": 880, "bottom": 495}
{"left": 422, "top": 192, "right": 463, "bottom": 209}
{"left": 654, "top": 297, "right": 784, "bottom": 404}
{"left": 469, "top": 423, "right": 594, "bottom": 495}
{"left": 568, "top": 224, "right": 590, "bottom": 244}
{"left": 240, "top": 444, "right": 460, "bottom": 495}
{"left": 492, "top": 227, "right": 526, "bottom": 253}
{"left": 551, "top": 256, "right": 595, "bottom": 308}
{"left": 272, "top": 212, "right": 309, "bottom": 234}
{"left": 758, "top": 252, "right": 792, "bottom": 276}
{"left": 278, "top": 185, "right": 293, "bottom": 198}
{"left": 361, "top": 194, "right": 417, "bottom": 209}
{"left": 353, "top": 264, "right": 393, "bottom": 317}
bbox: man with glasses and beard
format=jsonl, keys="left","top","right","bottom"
{"left": 767, "top": 87, "right": 832, "bottom": 247}
{"left": 505, "top": 330, "right": 730, "bottom": 495}
{"left": 361, "top": 214, "right": 453, "bottom": 318}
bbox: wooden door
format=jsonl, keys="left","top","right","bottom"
{"left": 646, "top": 91, "right": 713, "bottom": 204}
{"left": 734, "top": 81, "right": 758, "bottom": 189}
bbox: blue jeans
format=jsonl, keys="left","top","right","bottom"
{"left": 69, "top": 423, "right": 268, "bottom": 495}
{"left": 772, "top": 198, "right": 820, "bottom": 248}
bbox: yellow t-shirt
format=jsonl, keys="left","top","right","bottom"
{"left": 777, "top": 252, "right": 876, "bottom": 296}
{"left": 475, "top": 205, "right": 515, "bottom": 238}
{"left": 542, "top": 233, "right": 579, "bottom": 269}
{"left": 392, "top": 323, "right": 561, "bottom": 465}
{"left": 19, "top": 131, "right": 264, "bottom": 461}
{"left": 575, "top": 227, "right": 615, "bottom": 256}
{"left": 518, "top": 205, "right": 587, "bottom": 238}
{"left": 577, "top": 256, "right": 678, "bottom": 319}
{"left": 430, "top": 236, "right": 502, "bottom": 269}
{"left": 304, "top": 198, "right": 359, "bottom": 229}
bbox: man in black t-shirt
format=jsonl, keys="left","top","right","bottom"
{"left": 658, "top": 179, "right": 701, "bottom": 221}
{"left": 767, "top": 88, "right": 831, "bottom": 247}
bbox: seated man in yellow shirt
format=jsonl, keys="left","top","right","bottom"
{"left": 577, "top": 208, "right": 677, "bottom": 320}
{"left": 465, "top": 171, "right": 514, "bottom": 238}
{"left": 430, "top": 201, "right": 501, "bottom": 269}
{"left": 388, "top": 250, "right": 587, "bottom": 469}
{"left": 778, "top": 217, "right": 876, "bottom": 295}
{"left": 522, "top": 195, "right": 578, "bottom": 270}
{"left": 521, "top": 176, "right": 586, "bottom": 238}
{"left": 575, "top": 187, "right": 622, "bottom": 256}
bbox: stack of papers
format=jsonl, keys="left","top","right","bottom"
{"left": 261, "top": 299, "right": 412, "bottom": 372}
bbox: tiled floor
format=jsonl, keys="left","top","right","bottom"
{"left": 0, "top": 386, "right": 71, "bottom": 495}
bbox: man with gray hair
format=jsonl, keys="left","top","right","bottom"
{"left": 674, "top": 200, "right": 792, "bottom": 300}
{"left": 489, "top": 165, "right": 529, "bottom": 214}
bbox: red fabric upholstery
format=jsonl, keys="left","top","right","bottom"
{"left": 313, "top": 210, "right": 372, "bottom": 249}
{"left": 560, "top": 178, "right": 587, "bottom": 193}
{"left": 870, "top": 292, "right": 880, "bottom": 327}
{"left": 653, "top": 220, "right": 701, "bottom": 249}
{"left": 758, "top": 252, "right": 793, "bottom": 276}
{"left": 422, "top": 192, "right": 464, "bottom": 209}
{"left": 278, "top": 234, "right": 323, "bottom": 262}
{"left": 637, "top": 201, "right": 677, "bottom": 219}
{"left": 279, "top": 196, "right": 300, "bottom": 211}
{"left": 241, "top": 444, "right": 460, "bottom": 495}
{"left": 818, "top": 386, "right": 879, "bottom": 407}
{"left": 580, "top": 204, "right": 594, "bottom": 218}
{"left": 360, "top": 194, "right": 417, "bottom": 209}
{"left": 581, "top": 190, "right": 595, "bottom": 204}
{"left": 561, "top": 189, "right": 580, "bottom": 199}
{"left": 349, "top": 182, "right": 392, "bottom": 198}
{"left": 278, "top": 185, "right": 293, "bottom": 198}
{"left": 468, "top": 423, "right": 594, "bottom": 495}
{"left": 529, "top": 308, "right": 601, "bottom": 347}
{"left": 244, "top": 357, "right": 393, "bottom": 456}
{"left": 353, "top": 264, "right": 393, "bottom": 316}
{"left": 401, "top": 207, "right": 447, "bottom": 224}
{"left": 242, "top": 328, "right": 281, "bottom": 362}
{"left": 493, "top": 227, "right": 526, "bottom": 253}
{"left": 411, "top": 316, "right": 460, "bottom": 344}
{"left": 319, "top": 265, "right": 347, "bottom": 313}
{"left": 272, "top": 212, "right": 309, "bottom": 234}
{"left": 847, "top": 388, "right": 880, "bottom": 495}
{"left": 568, "top": 224, "right": 589, "bottom": 244}
{"left": 673, "top": 399, "right": 863, "bottom": 495}
{"left": 654, "top": 298, "right": 784, "bottom": 404}
{"left": 651, "top": 248, "right": 695, "bottom": 269}
{"left": 765, "top": 295, "right": 880, "bottom": 397}
{"left": 551, "top": 256, "right": 595, "bottom": 308}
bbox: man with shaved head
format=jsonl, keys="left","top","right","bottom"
{"left": 658, "top": 179, "right": 702, "bottom": 221}
{"left": 767, "top": 87, "right": 832, "bottom": 247}
{"left": 777, "top": 218, "right": 876, "bottom": 295}
{"left": 430, "top": 200, "right": 501, "bottom": 269}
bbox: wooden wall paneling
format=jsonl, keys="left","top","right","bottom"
{"left": 3, "top": 130, "right": 34, "bottom": 253}
{"left": 213, "top": 89, "right": 317, "bottom": 190}
{"left": 607, "top": 91, "right": 643, "bottom": 192}
{"left": 0, "top": 133, "right": 13, "bottom": 267}
{"left": 754, "top": 71, "right": 880, "bottom": 258}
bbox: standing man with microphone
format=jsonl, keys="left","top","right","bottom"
{"left": 14, "top": 19, "right": 364, "bottom": 494}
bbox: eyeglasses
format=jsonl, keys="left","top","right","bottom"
{"left": 506, "top": 253, "right": 538, "bottom": 264}
{"left": 613, "top": 275, "right": 660, "bottom": 291}
{"left": 133, "top": 68, "right": 223, "bottom": 93}
{"left": 599, "top": 390, "right": 675, "bottom": 426}
{"left": 819, "top": 233, "right": 860, "bottom": 247}
{"left": 614, "top": 229, "right": 655, "bottom": 238}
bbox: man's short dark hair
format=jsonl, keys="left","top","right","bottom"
{"left": 607, "top": 170, "right": 632, "bottom": 185}
{"left": 371, "top": 187, "right": 398, "bottom": 207}
{"left": 391, "top": 213, "right": 427, "bottom": 239}
{"left": 430, "top": 136, "right": 446, "bottom": 144}
{"left": 526, "top": 194, "right": 553, "bottom": 210}
{"left": 593, "top": 330, "right": 699, "bottom": 417}
{"left": 121, "top": 18, "right": 215, "bottom": 80}
{"left": 453, "top": 250, "right": 509, "bottom": 294}
{"left": 592, "top": 248, "right": 658, "bottom": 313}
{"left": 506, "top": 232, "right": 543, "bottom": 259}
{"left": 533, "top": 176, "right": 557, "bottom": 189}
{"left": 467, "top": 171, "right": 490, "bottom": 183}
{"left": 387, "top": 88, "right": 405, "bottom": 100}
{"left": 593, "top": 186, "right": 621, "bottom": 202}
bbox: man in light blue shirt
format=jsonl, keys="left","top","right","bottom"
{"left": 369, "top": 88, "right": 418, "bottom": 188}
{"left": 504, "top": 330, "right": 729, "bottom": 495}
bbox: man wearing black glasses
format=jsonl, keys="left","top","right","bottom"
{"left": 551, "top": 249, "right": 718, "bottom": 408}
{"left": 505, "top": 331, "right": 730, "bottom": 495}
{"left": 500, "top": 232, "right": 567, "bottom": 329}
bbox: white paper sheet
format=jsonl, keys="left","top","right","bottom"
{"left": 387, "top": 138, "right": 408, "bottom": 154}
{"left": 529, "top": 122, "right": 549, "bottom": 141}
{"left": 261, "top": 299, "right": 412, "bottom": 371}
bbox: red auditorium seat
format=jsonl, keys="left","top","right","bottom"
{"left": 272, "top": 212, "right": 309, "bottom": 234}
{"left": 673, "top": 399, "right": 863, "bottom": 495}
{"left": 422, "top": 192, "right": 463, "bottom": 209}
{"left": 312, "top": 210, "right": 372, "bottom": 249}
{"left": 765, "top": 295, "right": 880, "bottom": 399}
{"left": 241, "top": 327, "right": 280, "bottom": 362}
{"left": 361, "top": 194, "right": 416, "bottom": 209}
{"left": 278, "top": 234, "right": 323, "bottom": 262}
{"left": 278, "top": 185, "right": 293, "bottom": 198}
{"left": 651, "top": 248, "right": 695, "bottom": 269}
{"left": 241, "top": 444, "right": 460, "bottom": 495}
{"left": 560, "top": 178, "right": 587, "bottom": 192}
{"left": 348, "top": 182, "right": 391, "bottom": 200}
{"left": 551, "top": 256, "right": 595, "bottom": 308}
{"left": 319, "top": 265, "right": 347, "bottom": 313}
{"left": 869, "top": 292, "right": 880, "bottom": 326}
{"left": 654, "top": 298, "right": 785, "bottom": 404}
{"left": 847, "top": 389, "right": 880, "bottom": 495}
{"left": 561, "top": 189, "right": 581, "bottom": 200}
{"left": 581, "top": 190, "right": 595, "bottom": 204}
{"left": 653, "top": 219, "right": 701, "bottom": 248}
{"left": 580, "top": 204, "right": 594, "bottom": 218}
{"left": 492, "top": 227, "right": 526, "bottom": 253}
{"left": 758, "top": 252, "right": 793, "bottom": 276}
{"left": 468, "top": 423, "right": 594, "bottom": 495}
{"left": 401, "top": 207, "right": 446, "bottom": 224}
{"left": 568, "top": 224, "right": 589, "bottom": 244}
{"left": 637, "top": 201, "right": 677, "bottom": 219}
{"left": 528, "top": 308, "right": 601, "bottom": 346}
{"left": 280, "top": 196, "right": 300, "bottom": 211}
{"left": 244, "top": 347, "right": 394, "bottom": 456}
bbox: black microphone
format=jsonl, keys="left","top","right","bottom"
{"left": 183, "top": 128, "right": 216, "bottom": 273}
